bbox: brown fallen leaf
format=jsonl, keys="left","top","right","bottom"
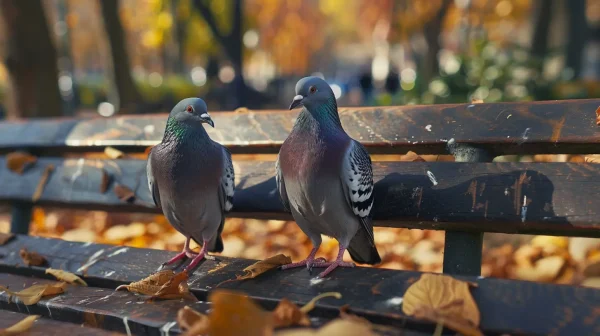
{"left": 114, "top": 183, "right": 136, "bottom": 203}
{"left": 45, "top": 268, "right": 88, "bottom": 286}
{"left": 0, "top": 282, "right": 66, "bottom": 305}
{"left": 217, "top": 254, "right": 291, "bottom": 287}
{"left": 104, "top": 146, "right": 125, "bottom": 159}
{"left": 402, "top": 273, "right": 482, "bottom": 336}
{"left": 0, "top": 314, "right": 40, "bottom": 334}
{"left": 581, "top": 277, "right": 600, "bottom": 288}
{"left": 151, "top": 271, "right": 196, "bottom": 301}
{"left": 19, "top": 248, "right": 47, "bottom": 266}
{"left": 403, "top": 151, "right": 426, "bottom": 162}
{"left": 32, "top": 164, "right": 55, "bottom": 202}
{"left": 117, "top": 270, "right": 195, "bottom": 300}
{"left": 177, "top": 306, "right": 209, "bottom": 331}
{"left": 100, "top": 169, "right": 111, "bottom": 193}
{"left": 274, "top": 319, "right": 374, "bottom": 336}
{"left": 471, "top": 98, "right": 484, "bottom": 104}
{"left": 144, "top": 146, "right": 154, "bottom": 157}
{"left": 205, "top": 290, "right": 272, "bottom": 336}
{"left": 0, "top": 233, "right": 15, "bottom": 245}
{"left": 273, "top": 298, "right": 311, "bottom": 328}
{"left": 6, "top": 152, "right": 37, "bottom": 175}
{"left": 514, "top": 255, "right": 566, "bottom": 282}
{"left": 596, "top": 106, "right": 600, "bottom": 125}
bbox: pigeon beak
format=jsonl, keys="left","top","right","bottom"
{"left": 289, "top": 95, "right": 304, "bottom": 110}
{"left": 200, "top": 113, "right": 214, "bottom": 128}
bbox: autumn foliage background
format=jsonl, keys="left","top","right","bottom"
{"left": 0, "top": 0, "right": 599, "bottom": 289}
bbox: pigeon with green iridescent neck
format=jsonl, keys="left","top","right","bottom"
{"left": 276, "top": 76, "right": 381, "bottom": 278}
{"left": 147, "top": 98, "right": 234, "bottom": 273}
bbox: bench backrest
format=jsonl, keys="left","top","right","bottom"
{"left": 1, "top": 98, "right": 599, "bottom": 276}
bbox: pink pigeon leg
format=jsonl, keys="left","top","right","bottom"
{"left": 162, "top": 237, "right": 194, "bottom": 266}
{"left": 183, "top": 240, "right": 210, "bottom": 273}
{"left": 311, "top": 245, "right": 355, "bottom": 278}
{"left": 280, "top": 247, "right": 326, "bottom": 270}
{"left": 184, "top": 237, "right": 198, "bottom": 258}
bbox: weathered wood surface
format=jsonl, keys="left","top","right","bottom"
{"left": 2, "top": 157, "right": 600, "bottom": 236}
{"left": 1, "top": 310, "right": 124, "bottom": 335}
{"left": 0, "top": 99, "right": 598, "bottom": 155}
{"left": 1, "top": 235, "right": 599, "bottom": 335}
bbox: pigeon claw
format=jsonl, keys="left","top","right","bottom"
{"left": 312, "top": 260, "right": 355, "bottom": 278}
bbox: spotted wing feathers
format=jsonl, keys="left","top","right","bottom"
{"left": 220, "top": 146, "right": 235, "bottom": 212}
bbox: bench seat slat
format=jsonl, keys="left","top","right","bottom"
{"left": 1, "top": 157, "right": 600, "bottom": 236}
{"left": 0, "top": 310, "right": 124, "bottom": 335}
{"left": 0, "top": 99, "right": 598, "bottom": 155}
{"left": 0, "top": 235, "right": 598, "bottom": 335}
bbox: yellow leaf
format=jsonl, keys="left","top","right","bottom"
{"left": 0, "top": 233, "right": 15, "bottom": 245}
{"left": 402, "top": 273, "right": 482, "bottom": 335}
{"left": 151, "top": 271, "right": 196, "bottom": 301}
{"left": 581, "top": 277, "right": 600, "bottom": 288}
{"left": 0, "top": 282, "right": 66, "bottom": 305}
{"left": 32, "top": 164, "right": 54, "bottom": 202}
{"left": 0, "top": 315, "right": 40, "bottom": 334}
{"left": 514, "top": 256, "right": 566, "bottom": 282}
{"left": 274, "top": 319, "right": 374, "bottom": 336}
{"left": 19, "top": 248, "right": 47, "bottom": 266}
{"left": 530, "top": 236, "right": 568, "bottom": 250}
{"left": 207, "top": 290, "right": 272, "bottom": 336}
{"left": 240, "top": 254, "right": 292, "bottom": 279}
{"left": 45, "top": 268, "right": 88, "bottom": 286}
{"left": 104, "top": 146, "right": 125, "bottom": 159}
{"left": 177, "top": 306, "right": 208, "bottom": 331}
{"left": 6, "top": 151, "right": 37, "bottom": 175}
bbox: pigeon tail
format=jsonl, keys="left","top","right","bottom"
{"left": 347, "top": 224, "right": 381, "bottom": 265}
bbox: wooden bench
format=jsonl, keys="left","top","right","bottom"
{"left": 0, "top": 99, "right": 599, "bottom": 335}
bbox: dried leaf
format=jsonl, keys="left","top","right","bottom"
{"left": 471, "top": 98, "right": 484, "bottom": 104}
{"left": 114, "top": 184, "right": 136, "bottom": 203}
{"left": 45, "top": 268, "right": 88, "bottom": 286}
{"left": 104, "top": 147, "right": 125, "bottom": 159}
{"left": 583, "top": 259, "right": 600, "bottom": 277}
{"left": 206, "top": 290, "right": 272, "bottom": 336}
{"left": 144, "top": 146, "right": 154, "bottom": 157}
{"left": 117, "top": 270, "right": 195, "bottom": 300}
{"left": 403, "top": 151, "right": 426, "bottom": 162}
{"left": 0, "top": 233, "right": 15, "bottom": 245}
{"left": 273, "top": 298, "right": 310, "bottom": 328}
{"left": 177, "top": 306, "right": 209, "bottom": 331}
{"left": 402, "top": 273, "right": 481, "bottom": 335}
{"left": 100, "top": 169, "right": 111, "bottom": 193}
{"left": 0, "top": 282, "right": 66, "bottom": 305}
{"left": 596, "top": 106, "right": 600, "bottom": 125}
{"left": 116, "top": 270, "right": 175, "bottom": 295}
{"left": 6, "top": 152, "right": 37, "bottom": 175}
{"left": 151, "top": 271, "right": 196, "bottom": 300}
{"left": 585, "top": 156, "right": 600, "bottom": 163}
{"left": 275, "top": 319, "right": 374, "bottom": 336}
{"left": 240, "top": 254, "right": 291, "bottom": 279}
{"left": 32, "top": 164, "right": 54, "bottom": 202}
{"left": 19, "top": 248, "right": 47, "bottom": 266}
{"left": 581, "top": 277, "right": 600, "bottom": 288}
{"left": 0, "top": 315, "right": 40, "bottom": 334}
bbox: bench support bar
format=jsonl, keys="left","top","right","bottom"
{"left": 10, "top": 202, "right": 32, "bottom": 234}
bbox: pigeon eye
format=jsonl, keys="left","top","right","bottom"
{"left": 185, "top": 105, "right": 193, "bottom": 113}
{"left": 309, "top": 86, "right": 317, "bottom": 94}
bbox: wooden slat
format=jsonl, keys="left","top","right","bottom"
{"left": 0, "top": 310, "right": 124, "bottom": 335}
{"left": 2, "top": 157, "right": 600, "bottom": 236}
{"left": 1, "top": 235, "right": 599, "bottom": 335}
{"left": 0, "top": 99, "right": 598, "bottom": 155}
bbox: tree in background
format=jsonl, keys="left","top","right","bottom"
{"left": 0, "top": 0, "right": 63, "bottom": 118}
{"left": 99, "top": 0, "right": 142, "bottom": 114}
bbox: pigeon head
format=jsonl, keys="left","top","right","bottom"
{"left": 289, "top": 76, "right": 335, "bottom": 110}
{"left": 169, "top": 98, "right": 214, "bottom": 128}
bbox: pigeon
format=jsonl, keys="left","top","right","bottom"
{"left": 276, "top": 76, "right": 381, "bottom": 278}
{"left": 147, "top": 98, "right": 234, "bottom": 273}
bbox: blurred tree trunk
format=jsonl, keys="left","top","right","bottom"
{"left": 531, "top": 0, "right": 554, "bottom": 63}
{"left": 422, "top": 0, "right": 452, "bottom": 85}
{"left": 193, "top": 0, "right": 247, "bottom": 108}
{"left": 0, "top": 0, "right": 63, "bottom": 119}
{"left": 565, "top": 0, "right": 588, "bottom": 78}
{"left": 99, "top": 0, "right": 141, "bottom": 113}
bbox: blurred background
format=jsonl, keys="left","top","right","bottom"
{"left": 0, "top": 0, "right": 599, "bottom": 286}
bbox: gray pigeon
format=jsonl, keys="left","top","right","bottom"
{"left": 147, "top": 98, "right": 234, "bottom": 272}
{"left": 276, "top": 76, "right": 381, "bottom": 278}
